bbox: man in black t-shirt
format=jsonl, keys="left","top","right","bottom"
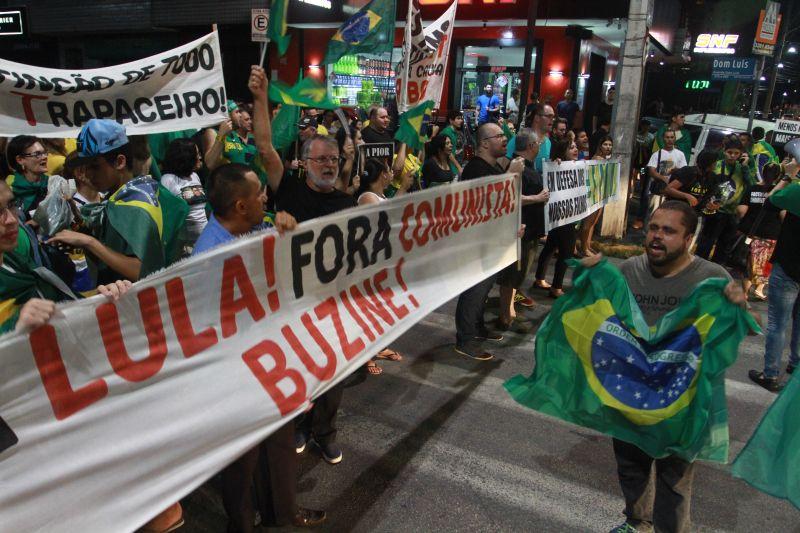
{"left": 273, "top": 135, "right": 357, "bottom": 465}
{"left": 455, "top": 123, "right": 524, "bottom": 360}
{"left": 362, "top": 107, "right": 394, "bottom": 144}
{"left": 664, "top": 149, "right": 719, "bottom": 211}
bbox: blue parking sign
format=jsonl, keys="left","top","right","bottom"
{"left": 711, "top": 57, "right": 757, "bottom": 81}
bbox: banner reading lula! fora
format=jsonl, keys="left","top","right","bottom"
{"left": 543, "top": 158, "right": 620, "bottom": 232}
{"left": 396, "top": 0, "right": 457, "bottom": 112}
{"left": 0, "top": 32, "right": 227, "bottom": 137}
{"left": 0, "top": 174, "right": 520, "bottom": 533}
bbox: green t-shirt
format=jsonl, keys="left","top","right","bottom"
{"left": 222, "top": 132, "right": 269, "bottom": 186}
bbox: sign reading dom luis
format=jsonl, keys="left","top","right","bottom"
{"left": 711, "top": 57, "right": 757, "bottom": 81}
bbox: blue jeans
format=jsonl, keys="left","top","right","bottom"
{"left": 764, "top": 263, "right": 800, "bottom": 378}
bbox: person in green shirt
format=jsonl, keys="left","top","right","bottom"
{"left": 695, "top": 134, "right": 753, "bottom": 264}
{"left": 5, "top": 135, "right": 49, "bottom": 217}
{"left": 652, "top": 108, "right": 692, "bottom": 163}
{"left": 439, "top": 110, "right": 466, "bottom": 176}
{"left": 47, "top": 119, "right": 188, "bottom": 283}
{"left": 204, "top": 100, "right": 269, "bottom": 186}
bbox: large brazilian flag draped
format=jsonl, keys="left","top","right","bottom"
{"left": 731, "top": 373, "right": 800, "bottom": 511}
{"left": 322, "top": 0, "right": 396, "bottom": 65}
{"left": 505, "top": 259, "right": 758, "bottom": 463}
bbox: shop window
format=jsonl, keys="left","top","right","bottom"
{"left": 458, "top": 46, "right": 536, "bottom": 114}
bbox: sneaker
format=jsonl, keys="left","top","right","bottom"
{"left": 292, "top": 507, "right": 327, "bottom": 527}
{"left": 748, "top": 369, "right": 784, "bottom": 393}
{"left": 514, "top": 292, "right": 535, "bottom": 307}
{"left": 609, "top": 523, "right": 640, "bottom": 533}
{"left": 454, "top": 342, "right": 494, "bottom": 361}
{"left": 475, "top": 329, "right": 503, "bottom": 342}
{"left": 320, "top": 442, "right": 342, "bottom": 464}
{"left": 295, "top": 431, "right": 309, "bottom": 454}
{"left": 787, "top": 364, "right": 796, "bottom": 375}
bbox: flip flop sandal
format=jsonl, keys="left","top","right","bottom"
{"left": 376, "top": 349, "right": 403, "bottom": 361}
{"left": 365, "top": 362, "right": 383, "bottom": 375}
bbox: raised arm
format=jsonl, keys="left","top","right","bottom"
{"left": 249, "top": 66, "right": 284, "bottom": 193}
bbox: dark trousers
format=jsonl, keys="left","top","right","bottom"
{"left": 455, "top": 273, "right": 497, "bottom": 346}
{"left": 638, "top": 173, "right": 652, "bottom": 221}
{"left": 535, "top": 224, "right": 576, "bottom": 289}
{"left": 613, "top": 438, "right": 695, "bottom": 533}
{"left": 296, "top": 383, "right": 344, "bottom": 445}
{"left": 221, "top": 421, "right": 297, "bottom": 533}
{"left": 695, "top": 212, "right": 737, "bottom": 264}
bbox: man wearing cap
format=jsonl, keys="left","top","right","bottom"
{"left": 476, "top": 84, "right": 500, "bottom": 125}
{"left": 49, "top": 119, "right": 188, "bottom": 283}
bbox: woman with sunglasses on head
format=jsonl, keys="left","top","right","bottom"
{"left": 532, "top": 137, "right": 581, "bottom": 298}
{"left": 6, "top": 135, "right": 50, "bottom": 219}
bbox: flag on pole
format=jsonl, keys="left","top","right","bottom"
{"left": 322, "top": 0, "right": 397, "bottom": 65}
{"left": 271, "top": 104, "right": 301, "bottom": 152}
{"left": 267, "top": 0, "right": 291, "bottom": 56}
{"left": 268, "top": 77, "right": 339, "bottom": 109}
{"left": 394, "top": 100, "right": 434, "bottom": 152}
{"left": 505, "top": 259, "right": 758, "bottom": 463}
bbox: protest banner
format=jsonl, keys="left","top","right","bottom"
{"left": 543, "top": 159, "right": 620, "bottom": 232}
{"left": 0, "top": 174, "right": 520, "bottom": 532}
{"left": 774, "top": 119, "right": 800, "bottom": 145}
{"left": 396, "top": 0, "right": 457, "bottom": 112}
{"left": 0, "top": 32, "right": 227, "bottom": 138}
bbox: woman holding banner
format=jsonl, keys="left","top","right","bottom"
{"left": 577, "top": 135, "right": 614, "bottom": 257}
{"left": 532, "top": 138, "right": 581, "bottom": 298}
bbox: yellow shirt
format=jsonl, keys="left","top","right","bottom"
{"left": 46, "top": 138, "right": 77, "bottom": 176}
{"left": 316, "top": 124, "right": 329, "bottom": 136}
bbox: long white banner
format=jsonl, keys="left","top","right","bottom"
{"left": 0, "top": 174, "right": 520, "bottom": 532}
{"left": 0, "top": 32, "right": 228, "bottom": 138}
{"left": 543, "top": 159, "right": 620, "bottom": 232}
{"left": 396, "top": 0, "right": 457, "bottom": 112}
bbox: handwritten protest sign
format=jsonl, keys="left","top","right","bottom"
{"left": 0, "top": 32, "right": 227, "bottom": 137}
{"left": 543, "top": 159, "right": 620, "bottom": 232}
{"left": 0, "top": 174, "right": 519, "bottom": 532}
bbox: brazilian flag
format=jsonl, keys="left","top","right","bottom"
{"left": 322, "top": 0, "right": 396, "bottom": 65}
{"left": 267, "top": 0, "right": 291, "bottom": 57}
{"left": 84, "top": 176, "right": 188, "bottom": 279}
{"left": 769, "top": 180, "right": 800, "bottom": 217}
{"left": 732, "top": 373, "right": 800, "bottom": 511}
{"left": 394, "top": 100, "right": 434, "bottom": 152}
{"left": 271, "top": 104, "right": 301, "bottom": 152}
{"left": 269, "top": 77, "right": 338, "bottom": 110}
{"left": 505, "top": 259, "right": 758, "bottom": 463}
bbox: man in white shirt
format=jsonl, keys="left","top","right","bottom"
{"left": 644, "top": 129, "right": 687, "bottom": 221}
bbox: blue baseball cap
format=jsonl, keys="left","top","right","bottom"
{"left": 67, "top": 119, "right": 129, "bottom": 168}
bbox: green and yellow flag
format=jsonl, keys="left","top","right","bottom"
{"left": 269, "top": 77, "right": 338, "bottom": 109}
{"left": 505, "top": 259, "right": 758, "bottom": 463}
{"left": 271, "top": 104, "right": 301, "bottom": 152}
{"left": 394, "top": 100, "right": 434, "bottom": 152}
{"left": 322, "top": 0, "right": 396, "bottom": 65}
{"left": 769, "top": 180, "right": 800, "bottom": 217}
{"left": 267, "top": 0, "right": 291, "bottom": 57}
{"left": 732, "top": 373, "right": 800, "bottom": 511}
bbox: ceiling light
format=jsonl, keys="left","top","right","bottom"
{"left": 778, "top": 62, "right": 784, "bottom": 68}
{"left": 502, "top": 30, "right": 513, "bottom": 39}
{"left": 789, "top": 46, "right": 797, "bottom": 53}
{"left": 659, "top": 61, "right": 664, "bottom": 66}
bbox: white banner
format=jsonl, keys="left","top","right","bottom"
{"left": 0, "top": 32, "right": 228, "bottom": 138}
{"left": 543, "top": 159, "right": 620, "bottom": 232}
{"left": 396, "top": 0, "right": 457, "bottom": 112}
{"left": 0, "top": 174, "right": 520, "bottom": 532}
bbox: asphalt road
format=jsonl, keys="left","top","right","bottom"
{"left": 180, "top": 258, "right": 799, "bottom": 533}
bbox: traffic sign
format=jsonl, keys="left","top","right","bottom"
{"left": 251, "top": 8, "right": 269, "bottom": 43}
{"left": 710, "top": 56, "right": 758, "bottom": 81}
{"left": 753, "top": 1, "right": 781, "bottom": 56}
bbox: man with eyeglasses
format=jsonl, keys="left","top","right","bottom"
{"left": 507, "top": 103, "right": 553, "bottom": 173}
{"left": 273, "top": 134, "right": 357, "bottom": 466}
{"left": 454, "top": 122, "right": 525, "bottom": 360}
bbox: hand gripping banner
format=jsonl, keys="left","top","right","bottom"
{"left": 0, "top": 32, "right": 228, "bottom": 137}
{"left": 0, "top": 174, "right": 520, "bottom": 532}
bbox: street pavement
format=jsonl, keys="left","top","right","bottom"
{"left": 181, "top": 257, "right": 800, "bottom": 533}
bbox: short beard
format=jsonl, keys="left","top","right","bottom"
{"left": 646, "top": 243, "right": 686, "bottom": 267}
{"left": 308, "top": 168, "right": 336, "bottom": 191}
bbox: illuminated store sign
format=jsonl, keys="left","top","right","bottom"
{"left": 693, "top": 34, "right": 739, "bottom": 54}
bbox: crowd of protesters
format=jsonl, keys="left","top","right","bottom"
{"left": 1, "top": 62, "right": 798, "bottom": 533}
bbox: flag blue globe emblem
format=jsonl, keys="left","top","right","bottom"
{"left": 590, "top": 316, "right": 701, "bottom": 411}
{"left": 340, "top": 12, "right": 372, "bottom": 44}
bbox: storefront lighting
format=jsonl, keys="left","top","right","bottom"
{"left": 578, "top": 73, "right": 590, "bottom": 79}
{"left": 783, "top": 92, "right": 788, "bottom": 96}
{"left": 789, "top": 46, "right": 797, "bottom": 54}
{"left": 308, "top": 64, "right": 321, "bottom": 70}
{"left": 693, "top": 33, "right": 739, "bottom": 54}
{"left": 760, "top": 75, "right": 766, "bottom": 81}
{"left": 502, "top": 30, "right": 513, "bottom": 39}
{"left": 548, "top": 70, "right": 564, "bottom": 77}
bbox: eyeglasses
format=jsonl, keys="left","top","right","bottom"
{"left": 536, "top": 113, "right": 555, "bottom": 119}
{"left": 0, "top": 198, "right": 23, "bottom": 220}
{"left": 480, "top": 133, "right": 506, "bottom": 142}
{"left": 306, "top": 156, "right": 340, "bottom": 165}
{"left": 21, "top": 150, "right": 48, "bottom": 158}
